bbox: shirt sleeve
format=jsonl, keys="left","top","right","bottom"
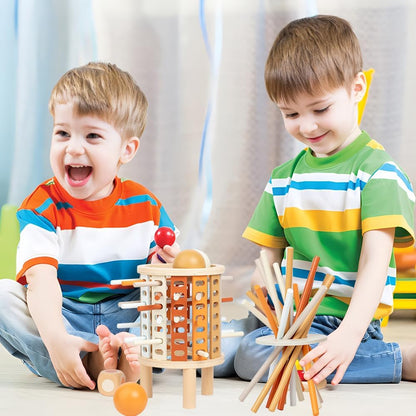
{"left": 16, "top": 208, "right": 59, "bottom": 284}
{"left": 242, "top": 178, "right": 288, "bottom": 248}
{"left": 361, "top": 161, "right": 415, "bottom": 247}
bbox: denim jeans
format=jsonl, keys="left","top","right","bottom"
{"left": 0, "top": 279, "right": 142, "bottom": 385}
{"left": 210, "top": 312, "right": 260, "bottom": 378}
{"left": 0, "top": 279, "right": 260, "bottom": 383}
{"left": 234, "top": 315, "right": 402, "bottom": 383}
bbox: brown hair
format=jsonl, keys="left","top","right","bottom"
{"left": 265, "top": 15, "right": 363, "bottom": 104}
{"left": 49, "top": 62, "right": 148, "bottom": 138}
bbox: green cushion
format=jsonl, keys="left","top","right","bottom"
{"left": 0, "top": 204, "right": 19, "bottom": 279}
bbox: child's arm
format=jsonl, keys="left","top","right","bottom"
{"left": 300, "top": 227, "right": 395, "bottom": 385}
{"left": 251, "top": 246, "right": 284, "bottom": 291}
{"left": 26, "top": 264, "right": 98, "bottom": 389}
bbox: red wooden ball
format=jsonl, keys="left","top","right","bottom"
{"left": 154, "top": 227, "right": 176, "bottom": 247}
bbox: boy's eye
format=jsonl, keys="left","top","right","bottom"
{"left": 314, "top": 106, "right": 329, "bottom": 114}
{"left": 55, "top": 130, "right": 69, "bottom": 138}
{"left": 284, "top": 112, "right": 298, "bottom": 119}
{"left": 86, "top": 133, "right": 102, "bottom": 139}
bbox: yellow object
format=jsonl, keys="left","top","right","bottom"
{"left": 173, "top": 249, "right": 210, "bottom": 268}
{"left": 382, "top": 275, "right": 416, "bottom": 326}
{"left": 358, "top": 68, "right": 374, "bottom": 125}
{"left": 0, "top": 204, "right": 20, "bottom": 279}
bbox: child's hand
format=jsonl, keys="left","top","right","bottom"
{"left": 299, "top": 327, "right": 361, "bottom": 385}
{"left": 47, "top": 333, "right": 98, "bottom": 389}
{"left": 152, "top": 242, "right": 180, "bottom": 264}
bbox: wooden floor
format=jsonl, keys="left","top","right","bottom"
{"left": 0, "top": 310, "right": 415, "bottom": 416}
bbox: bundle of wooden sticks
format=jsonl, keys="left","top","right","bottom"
{"left": 239, "top": 248, "right": 335, "bottom": 415}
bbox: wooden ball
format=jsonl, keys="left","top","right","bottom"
{"left": 97, "top": 369, "right": 126, "bottom": 396}
{"left": 173, "top": 249, "right": 210, "bottom": 268}
{"left": 113, "top": 382, "right": 148, "bottom": 416}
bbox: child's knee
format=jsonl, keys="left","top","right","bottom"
{"left": 234, "top": 327, "right": 273, "bottom": 382}
{"left": 0, "top": 279, "right": 25, "bottom": 313}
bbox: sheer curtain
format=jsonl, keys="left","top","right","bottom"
{"left": 2, "top": 0, "right": 415, "bottom": 298}
{"left": 3, "top": 0, "right": 97, "bottom": 206}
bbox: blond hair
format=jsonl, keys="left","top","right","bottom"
{"left": 49, "top": 62, "right": 148, "bottom": 138}
{"left": 265, "top": 15, "right": 363, "bottom": 104}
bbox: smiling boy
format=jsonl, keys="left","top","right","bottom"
{"left": 236, "top": 15, "right": 416, "bottom": 385}
{"left": 0, "top": 62, "right": 179, "bottom": 389}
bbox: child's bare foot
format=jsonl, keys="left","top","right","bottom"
{"left": 402, "top": 344, "right": 416, "bottom": 381}
{"left": 116, "top": 333, "right": 141, "bottom": 382}
{"left": 96, "top": 324, "right": 120, "bottom": 370}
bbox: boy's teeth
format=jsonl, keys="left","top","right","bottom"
{"left": 68, "top": 166, "right": 92, "bottom": 181}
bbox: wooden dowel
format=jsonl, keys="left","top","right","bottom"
{"left": 295, "top": 256, "right": 320, "bottom": 319}
{"left": 277, "top": 289, "right": 293, "bottom": 339}
{"left": 293, "top": 283, "right": 300, "bottom": 310}
{"left": 250, "top": 345, "right": 295, "bottom": 412}
{"left": 285, "top": 247, "right": 294, "bottom": 295}
{"left": 302, "top": 344, "right": 320, "bottom": 416}
{"left": 269, "top": 343, "right": 304, "bottom": 411}
{"left": 273, "top": 262, "right": 286, "bottom": 302}
{"left": 257, "top": 253, "right": 283, "bottom": 322}
{"left": 246, "top": 290, "right": 265, "bottom": 314}
{"left": 137, "top": 304, "right": 163, "bottom": 312}
{"left": 239, "top": 277, "right": 334, "bottom": 403}
{"left": 265, "top": 365, "right": 283, "bottom": 408}
{"left": 241, "top": 299, "right": 272, "bottom": 328}
{"left": 254, "top": 285, "right": 279, "bottom": 336}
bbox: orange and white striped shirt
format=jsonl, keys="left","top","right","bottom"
{"left": 16, "top": 176, "right": 176, "bottom": 302}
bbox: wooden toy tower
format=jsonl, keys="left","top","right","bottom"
{"left": 114, "top": 260, "right": 233, "bottom": 409}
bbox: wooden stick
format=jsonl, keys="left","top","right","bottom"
{"left": 293, "top": 283, "right": 300, "bottom": 308}
{"left": 239, "top": 275, "right": 334, "bottom": 403}
{"left": 269, "top": 343, "right": 304, "bottom": 411}
{"left": 271, "top": 274, "right": 334, "bottom": 411}
{"left": 277, "top": 289, "right": 293, "bottom": 339}
{"left": 302, "top": 345, "right": 320, "bottom": 416}
{"left": 267, "top": 288, "right": 294, "bottom": 408}
{"left": 241, "top": 299, "right": 271, "bottom": 328}
{"left": 285, "top": 247, "right": 294, "bottom": 296}
{"left": 239, "top": 274, "right": 334, "bottom": 401}
{"left": 273, "top": 262, "right": 286, "bottom": 302}
{"left": 265, "top": 367, "right": 283, "bottom": 408}
{"left": 251, "top": 344, "right": 297, "bottom": 412}
{"left": 254, "top": 285, "right": 279, "bottom": 336}
{"left": 246, "top": 290, "right": 265, "bottom": 314}
{"left": 295, "top": 256, "right": 320, "bottom": 320}
{"left": 257, "top": 253, "right": 283, "bottom": 322}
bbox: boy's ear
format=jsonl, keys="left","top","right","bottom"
{"left": 352, "top": 72, "right": 367, "bottom": 103}
{"left": 120, "top": 136, "right": 140, "bottom": 164}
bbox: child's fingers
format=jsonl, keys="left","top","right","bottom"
{"left": 299, "top": 343, "right": 324, "bottom": 367}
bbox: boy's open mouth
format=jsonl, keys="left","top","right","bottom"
{"left": 65, "top": 165, "right": 92, "bottom": 187}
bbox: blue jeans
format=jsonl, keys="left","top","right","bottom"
{"left": 0, "top": 279, "right": 142, "bottom": 385}
{"left": 234, "top": 315, "right": 402, "bottom": 383}
{"left": 210, "top": 312, "right": 260, "bottom": 378}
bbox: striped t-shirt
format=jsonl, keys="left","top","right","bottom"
{"left": 16, "top": 176, "right": 176, "bottom": 303}
{"left": 243, "top": 131, "right": 415, "bottom": 319}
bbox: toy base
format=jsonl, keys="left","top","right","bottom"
{"left": 138, "top": 355, "right": 224, "bottom": 409}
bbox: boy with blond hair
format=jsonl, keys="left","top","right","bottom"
{"left": 0, "top": 62, "right": 179, "bottom": 389}
{"left": 236, "top": 15, "right": 416, "bottom": 384}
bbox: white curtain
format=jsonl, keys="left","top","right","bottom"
{"left": 2, "top": 0, "right": 415, "bottom": 298}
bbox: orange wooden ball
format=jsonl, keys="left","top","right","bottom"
{"left": 113, "top": 382, "right": 148, "bottom": 416}
{"left": 172, "top": 249, "right": 210, "bottom": 268}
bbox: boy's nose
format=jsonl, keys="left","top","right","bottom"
{"left": 299, "top": 118, "right": 318, "bottom": 136}
{"left": 66, "top": 138, "right": 85, "bottom": 155}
